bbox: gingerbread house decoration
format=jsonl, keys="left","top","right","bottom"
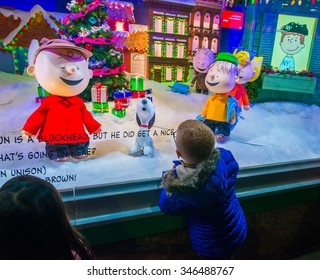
{"left": 0, "top": 5, "right": 61, "bottom": 75}
{"left": 123, "top": 24, "right": 149, "bottom": 78}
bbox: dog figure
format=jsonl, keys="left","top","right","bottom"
{"left": 129, "top": 98, "right": 155, "bottom": 157}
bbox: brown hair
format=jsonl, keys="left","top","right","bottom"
{"left": 175, "top": 119, "right": 215, "bottom": 165}
{"left": 280, "top": 32, "right": 305, "bottom": 44}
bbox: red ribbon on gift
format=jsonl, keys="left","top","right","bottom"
{"left": 115, "top": 102, "right": 123, "bottom": 110}
{"left": 95, "top": 83, "right": 102, "bottom": 103}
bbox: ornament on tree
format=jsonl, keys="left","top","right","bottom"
{"left": 85, "top": 43, "right": 93, "bottom": 51}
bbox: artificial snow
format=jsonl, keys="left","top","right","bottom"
{"left": 0, "top": 71, "right": 319, "bottom": 190}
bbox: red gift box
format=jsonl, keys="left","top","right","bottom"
{"left": 115, "top": 102, "right": 123, "bottom": 110}
{"left": 132, "top": 90, "right": 146, "bottom": 99}
{"left": 114, "top": 97, "right": 130, "bottom": 108}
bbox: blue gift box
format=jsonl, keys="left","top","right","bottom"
{"left": 112, "top": 89, "right": 132, "bottom": 99}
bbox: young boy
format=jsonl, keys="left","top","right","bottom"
{"left": 158, "top": 119, "right": 247, "bottom": 259}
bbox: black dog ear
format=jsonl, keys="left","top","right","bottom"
{"left": 136, "top": 113, "right": 141, "bottom": 126}
{"left": 148, "top": 113, "right": 155, "bottom": 129}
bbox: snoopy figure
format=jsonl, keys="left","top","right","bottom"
{"left": 129, "top": 98, "right": 155, "bottom": 157}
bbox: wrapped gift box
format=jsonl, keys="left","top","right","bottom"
{"left": 92, "top": 102, "right": 109, "bottom": 113}
{"left": 130, "top": 76, "right": 144, "bottom": 91}
{"left": 91, "top": 84, "right": 108, "bottom": 103}
{"left": 112, "top": 89, "right": 132, "bottom": 99}
{"left": 132, "top": 90, "right": 145, "bottom": 99}
{"left": 112, "top": 103, "right": 126, "bottom": 118}
{"left": 112, "top": 89, "right": 132, "bottom": 108}
{"left": 91, "top": 83, "right": 108, "bottom": 113}
{"left": 114, "top": 97, "right": 130, "bottom": 108}
{"left": 131, "top": 89, "right": 152, "bottom": 99}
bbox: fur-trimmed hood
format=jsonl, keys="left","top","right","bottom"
{"left": 162, "top": 149, "right": 220, "bottom": 193}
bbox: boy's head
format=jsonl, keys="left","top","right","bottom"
{"left": 205, "top": 52, "right": 239, "bottom": 93}
{"left": 175, "top": 120, "right": 215, "bottom": 165}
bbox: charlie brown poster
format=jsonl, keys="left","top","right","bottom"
{"left": 271, "top": 14, "right": 316, "bottom": 72}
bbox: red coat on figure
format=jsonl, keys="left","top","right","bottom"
{"left": 23, "top": 95, "right": 101, "bottom": 144}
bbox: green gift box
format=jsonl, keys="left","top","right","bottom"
{"left": 112, "top": 107, "right": 126, "bottom": 118}
{"left": 130, "top": 76, "right": 144, "bottom": 91}
{"left": 92, "top": 102, "right": 109, "bottom": 113}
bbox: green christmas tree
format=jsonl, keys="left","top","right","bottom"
{"left": 60, "top": 0, "right": 128, "bottom": 100}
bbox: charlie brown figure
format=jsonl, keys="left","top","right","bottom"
{"left": 22, "top": 38, "right": 101, "bottom": 162}
{"left": 197, "top": 52, "right": 239, "bottom": 142}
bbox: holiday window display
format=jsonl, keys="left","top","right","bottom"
{"left": 60, "top": 0, "right": 129, "bottom": 101}
{"left": 22, "top": 38, "right": 101, "bottom": 162}
{"left": 197, "top": 52, "right": 239, "bottom": 142}
{"left": 0, "top": 1, "right": 319, "bottom": 192}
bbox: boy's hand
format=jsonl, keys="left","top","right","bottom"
{"left": 230, "top": 119, "right": 236, "bottom": 125}
{"left": 243, "top": 105, "right": 250, "bottom": 111}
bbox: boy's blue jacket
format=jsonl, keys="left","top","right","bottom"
{"left": 158, "top": 148, "right": 247, "bottom": 258}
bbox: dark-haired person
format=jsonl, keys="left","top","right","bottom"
{"left": 0, "top": 175, "right": 94, "bottom": 260}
